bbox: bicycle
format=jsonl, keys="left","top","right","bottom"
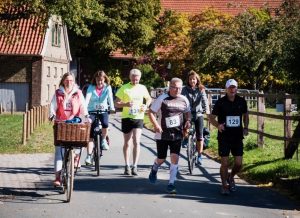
{"left": 186, "top": 120, "right": 197, "bottom": 175}
{"left": 88, "top": 109, "right": 110, "bottom": 176}
{"left": 54, "top": 122, "right": 91, "bottom": 202}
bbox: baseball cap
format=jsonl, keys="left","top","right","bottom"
{"left": 225, "top": 79, "right": 238, "bottom": 88}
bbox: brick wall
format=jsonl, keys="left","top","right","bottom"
{"left": 0, "top": 56, "right": 32, "bottom": 83}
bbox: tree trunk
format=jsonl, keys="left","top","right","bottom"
{"left": 284, "top": 121, "right": 300, "bottom": 159}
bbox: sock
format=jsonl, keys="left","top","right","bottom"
{"left": 152, "top": 162, "right": 159, "bottom": 172}
{"left": 169, "top": 164, "right": 178, "bottom": 184}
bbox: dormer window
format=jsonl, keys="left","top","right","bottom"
{"left": 52, "top": 23, "right": 61, "bottom": 47}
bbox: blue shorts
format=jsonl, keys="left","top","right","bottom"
{"left": 90, "top": 113, "right": 109, "bottom": 137}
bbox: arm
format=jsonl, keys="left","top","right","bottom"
{"left": 201, "top": 90, "right": 210, "bottom": 114}
{"left": 208, "top": 114, "right": 225, "bottom": 133}
{"left": 79, "top": 92, "right": 89, "bottom": 117}
{"left": 149, "top": 109, "right": 162, "bottom": 133}
{"left": 114, "top": 97, "right": 132, "bottom": 108}
{"left": 49, "top": 94, "right": 57, "bottom": 121}
{"left": 107, "top": 86, "right": 115, "bottom": 111}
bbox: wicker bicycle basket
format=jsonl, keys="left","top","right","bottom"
{"left": 54, "top": 122, "right": 91, "bottom": 147}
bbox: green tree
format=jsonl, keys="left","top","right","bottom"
{"left": 137, "top": 64, "right": 165, "bottom": 89}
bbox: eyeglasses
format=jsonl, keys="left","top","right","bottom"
{"left": 170, "top": 86, "right": 182, "bottom": 90}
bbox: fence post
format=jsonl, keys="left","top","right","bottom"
{"left": 284, "top": 93, "right": 292, "bottom": 157}
{"left": 26, "top": 111, "right": 30, "bottom": 140}
{"left": 257, "top": 91, "right": 265, "bottom": 147}
{"left": 22, "top": 113, "right": 27, "bottom": 145}
{"left": 11, "top": 101, "right": 14, "bottom": 114}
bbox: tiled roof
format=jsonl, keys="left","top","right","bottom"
{"left": 161, "top": 0, "right": 285, "bottom": 15}
{"left": 0, "top": 8, "right": 46, "bottom": 55}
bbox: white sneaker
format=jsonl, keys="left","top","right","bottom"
{"left": 85, "top": 155, "right": 92, "bottom": 165}
{"left": 101, "top": 139, "right": 109, "bottom": 150}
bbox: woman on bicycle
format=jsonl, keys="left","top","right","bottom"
{"left": 181, "top": 70, "right": 209, "bottom": 165}
{"left": 49, "top": 72, "right": 89, "bottom": 187}
{"left": 84, "top": 70, "right": 115, "bottom": 165}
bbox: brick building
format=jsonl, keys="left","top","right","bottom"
{"left": 0, "top": 14, "right": 72, "bottom": 111}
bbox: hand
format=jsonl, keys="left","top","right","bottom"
{"left": 140, "top": 104, "right": 147, "bottom": 112}
{"left": 184, "top": 120, "right": 191, "bottom": 130}
{"left": 154, "top": 125, "right": 163, "bottom": 134}
{"left": 218, "top": 123, "right": 225, "bottom": 133}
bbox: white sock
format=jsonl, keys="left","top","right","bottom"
{"left": 169, "top": 164, "right": 178, "bottom": 184}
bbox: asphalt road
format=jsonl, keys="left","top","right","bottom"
{"left": 0, "top": 112, "right": 299, "bottom": 218}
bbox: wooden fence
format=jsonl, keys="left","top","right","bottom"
{"left": 206, "top": 91, "right": 300, "bottom": 159}
{"left": 151, "top": 88, "right": 300, "bottom": 158}
{"left": 22, "top": 104, "right": 50, "bottom": 145}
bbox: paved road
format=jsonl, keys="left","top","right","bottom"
{"left": 0, "top": 113, "right": 299, "bottom": 218}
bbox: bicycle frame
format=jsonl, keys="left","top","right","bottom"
{"left": 88, "top": 109, "right": 108, "bottom": 176}
{"left": 186, "top": 120, "right": 197, "bottom": 175}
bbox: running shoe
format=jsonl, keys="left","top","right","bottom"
{"left": 85, "top": 154, "right": 92, "bottom": 166}
{"left": 197, "top": 155, "right": 202, "bottom": 165}
{"left": 167, "top": 183, "right": 176, "bottom": 194}
{"left": 220, "top": 185, "right": 230, "bottom": 195}
{"left": 181, "top": 138, "right": 188, "bottom": 148}
{"left": 148, "top": 168, "right": 157, "bottom": 184}
{"left": 101, "top": 139, "right": 109, "bottom": 150}
{"left": 227, "top": 176, "right": 237, "bottom": 192}
{"left": 131, "top": 166, "right": 138, "bottom": 176}
{"left": 124, "top": 165, "right": 131, "bottom": 175}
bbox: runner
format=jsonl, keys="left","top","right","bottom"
{"left": 148, "top": 78, "right": 191, "bottom": 194}
{"left": 181, "top": 70, "right": 209, "bottom": 165}
{"left": 208, "top": 79, "right": 249, "bottom": 195}
{"left": 115, "top": 68, "right": 152, "bottom": 176}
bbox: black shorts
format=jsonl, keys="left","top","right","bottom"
{"left": 156, "top": 139, "right": 181, "bottom": 159}
{"left": 194, "top": 116, "right": 204, "bottom": 141}
{"left": 218, "top": 139, "right": 243, "bottom": 157}
{"left": 121, "top": 118, "right": 143, "bottom": 134}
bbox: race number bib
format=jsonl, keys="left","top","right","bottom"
{"left": 95, "top": 103, "right": 105, "bottom": 110}
{"left": 129, "top": 105, "right": 140, "bottom": 115}
{"left": 226, "top": 116, "right": 240, "bottom": 127}
{"left": 165, "top": 115, "right": 180, "bottom": 128}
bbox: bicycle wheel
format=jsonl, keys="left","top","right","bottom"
{"left": 65, "top": 149, "right": 74, "bottom": 202}
{"left": 94, "top": 134, "right": 101, "bottom": 176}
{"left": 187, "top": 134, "right": 196, "bottom": 174}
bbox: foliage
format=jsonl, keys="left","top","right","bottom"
{"left": 137, "top": 64, "right": 165, "bottom": 89}
{"left": 107, "top": 68, "right": 123, "bottom": 88}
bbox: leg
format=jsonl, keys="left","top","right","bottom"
{"left": 54, "top": 146, "right": 64, "bottom": 186}
{"left": 231, "top": 156, "right": 242, "bottom": 178}
{"left": 123, "top": 131, "right": 133, "bottom": 167}
{"left": 132, "top": 128, "right": 142, "bottom": 167}
{"left": 220, "top": 156, "right": 230, "bottom": 187}
{"left": 169, "top": 140, "right": 181, "bottom": 185}
{"left": 149, "top": 140, "right": 168, "bottom": 183}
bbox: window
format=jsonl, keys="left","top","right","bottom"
{"left": 47, "top": 66, "right": 50, "bottom": 77}
{"left": 51, "top": 23, "right": 61, "bottom": 47}
{"left": 47, "top": 84, "right": 50, "bottom": 102}
{"left": 61, "top": 68, "right": 63, "bottom": 77}
{"left": 54, "top": 67, "right": 57, "bottom": 78}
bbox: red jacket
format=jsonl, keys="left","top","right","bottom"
{"left": 55, "top": 89, "right": 83, "bottom": 121}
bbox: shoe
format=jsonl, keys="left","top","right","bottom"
{"left": 148, "top": 168, "right": 157, "bottom": 184}
{"left": 53, "top": 178, "right": 61, "bottom": 187}
{"left": 167, "top": 183, "right": 176, "bottom": 194}
{"left": 131, "top": 166, "right": 138, "bottom": 176}
{"left": 182, "top": 138, "right": 188, "bottom": 148}
{"left": 124, "top": 166, "right": 131, "bottom": 175}
{"left": 74, "top": 155, "right": 81, "bottom": 168}
{"left": 197, "top": 155, "right": 202, "bottom": 165}
{"left": 85, "top": 155, "right": 92, "bottom": 166}
{"left": 220, "top": 185, "right": 230, "bottom": 195}
{"left": 101, "top": 139, "right": 109, "bottom": 150}
{"left": 227, "top": 176, "right": 237, "bottom": 192}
